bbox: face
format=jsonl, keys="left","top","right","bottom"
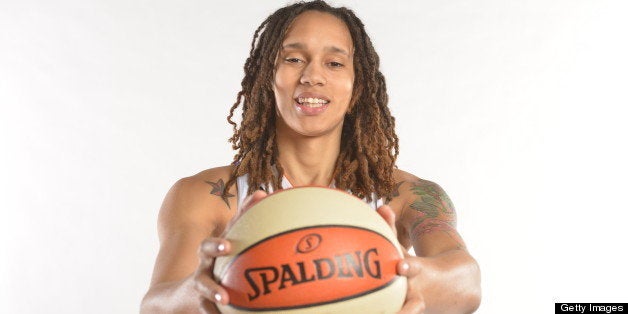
{"left": 273, "top": 10, "right": 355, "bottom": 138}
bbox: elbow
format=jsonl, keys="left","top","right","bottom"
{"left": 445, "top": 253, "right": 481, "bottom": 314}
{"left": 140, "top": 288, "right": 169, "bottom": 314}
{"left": 463, "top": 287, "right": 481, "bottom": 314}
{"left": 140, "top": 291, "right": 157, "bottom": 314}
{"left": 463, "top": 258, "right": 482, "bottom": 313}
{"left": 140, "top": 279, "right": 198, "bottom": 314}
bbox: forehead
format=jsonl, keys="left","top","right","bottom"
{"left": 281, "top": 10, "right": 353, "bottom": 54}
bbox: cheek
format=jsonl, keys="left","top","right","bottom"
{"left": 340, "top": 74, "right": 355, "bottom": 100}
{"left": 341, "top": 74, "right": 356, "bottom": 111}
{"left": 274, "top": 67, "right": 296, "bottom": 91}
{"left": 273, "top": 72, "right": 285, "bottom": 94}
{"left": 345, "top": 79, "right": 354, "bottom": 95}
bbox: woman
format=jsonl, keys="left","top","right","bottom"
{"left": 141, "top": 1, "right": 481, "bottom": 313}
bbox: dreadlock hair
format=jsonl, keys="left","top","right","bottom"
{"left": 223, "top": 0, "right": 399, "bottom": 203}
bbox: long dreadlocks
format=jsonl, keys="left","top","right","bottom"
{"left": 223, "top": 0, "right": 399, "bottom": 202}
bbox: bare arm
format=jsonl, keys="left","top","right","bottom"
{"left": 397, "top": 177, "right": 481, "bottom": 314}
{"left": 141, "top": 171, "right": 236, "bottom": 313}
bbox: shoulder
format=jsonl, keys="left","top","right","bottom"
{"left": 157, "top": 165, "right": 237, "bottom": 240}
{"left": 390, "top": 169, "right": 450, "bottom": 207}
{"left": 391, "top": 168, "right": 455, "bottom": 222}
{"left": 391, "top": 169, "right": 466, "bottom": 255}
{"left": 165, "top": 165, "right": 236, "bottom": 210}
{"left": 392, "top": 168, "right": 422, "bottom": 188}
{"left": 189, "top": 165, "right": 235, "bottom": 184}
{"left": 392, "top": 168, "right": 440, "bottom": 187}
{"left": 148, "top": 166, "right": 238, "bottom": 286}
{"left": 390, "top": 169, "right": 461, "bottom": 252}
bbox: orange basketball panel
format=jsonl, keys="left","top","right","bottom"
{"left": 221, "top": 226, "right": 402, "bottom": 311}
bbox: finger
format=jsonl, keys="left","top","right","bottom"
{"left": 397, "top": 256, "right": 424, "bottom": 277}
{"left": 199, "top": 298, "right": 216, "bottom": 314}
{"left": 200, "top": 296, "right": 221, "bottom": 314}
{"left": 224, "top": 190, "right": 268, "bottom": 233}
{"left": 198, "top": 238, "right": 231, "bottom": 259}
{"left": 195, "top": 238, "right": 231, "bottom": 308}
{"left": 193, "top": 268, "right": 230, "bottom": 306}
{"left": 397, "top": 295, "right": 426, "bottom": 314}
{"left": 376, "top": 204, "right": 396, "bottom": 232}
{"left": 240, "top": 190, "right": 268, "bottom": 213}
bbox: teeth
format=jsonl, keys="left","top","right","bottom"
{"left": 298, "top": 97, "right": 329, "bottom": 105}
{"left": 302, "top": 103, "right": 323, "bottom": 108}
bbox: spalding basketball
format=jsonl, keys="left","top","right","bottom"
{"left": 213, "top": 187, "right": 407, "bottom": 314}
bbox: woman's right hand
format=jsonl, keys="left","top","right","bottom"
{"left": 192, "top": 190, "right": 268, "bottom": 314}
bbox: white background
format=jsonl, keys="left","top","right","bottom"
{"left": 1, "top": 0, "right": 627, "bottom": 313}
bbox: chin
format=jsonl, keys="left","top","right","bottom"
{"left": 294, "top": 128, "right": 329, "bottom": 138}
{"left": 277, "top": 115, "right": 344, "bottom": 139}
{"left": 310, "top": 122, "right": 346, "bottom": 137}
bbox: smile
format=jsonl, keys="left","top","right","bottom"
{"left": 297, "top": 97, "right": 330, "bottom": 107}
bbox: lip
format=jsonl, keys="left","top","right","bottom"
{"left": 294, "top": 92, "right": 331, "bottom": 116}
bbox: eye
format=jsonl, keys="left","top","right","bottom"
{"left": 328, "top": 61, "right": 344, "bottom": 68}
{"left": 285, "top": 57, "right": 303, "bottom": 63}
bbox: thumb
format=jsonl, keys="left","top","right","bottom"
{"left": 223, "top": 190, "right": 268, "bottom": 234}
{"left": 397, "top": 256, "right": 425, "bottom": 278}
{"left": 376, "top": 205, "right": 397, "bottom": 235}
{"left": 239, "top": 190, "right": 268, "bottom": 214}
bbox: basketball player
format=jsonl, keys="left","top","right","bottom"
{"left": 141, "top": 1, "right": 481, "bottom": 313}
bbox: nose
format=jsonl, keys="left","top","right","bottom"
{"left": 300, "top": 62, "right": 326, "bottom": 86}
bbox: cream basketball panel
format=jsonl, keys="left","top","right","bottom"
{"left": 217, "top": 187, "right": 402, "bottom": 262}
{"left": 216, "top": 277, "right": 407, "bottom": 314}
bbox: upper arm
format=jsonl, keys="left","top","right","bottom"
{"left": 149, "top": 171, "right": 235, "bottom": 286}
{"left": 397, "top": 174, "right": 466, "bottom": 257}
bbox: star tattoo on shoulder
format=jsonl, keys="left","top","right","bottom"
{"left": 392, "top": 181, "right": 405, "bottom": 198}
{"left": 204, "top": 179, "right": 235, "bottom": 209}
{"left": 386, "top": 181, "right": 405, "bottom": 204}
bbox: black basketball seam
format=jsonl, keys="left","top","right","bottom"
{"left": 226, "top": 275, "right": 403, "bottom": 311}
{"left": 217, "top": 224, "right": 398, "bottom": 281}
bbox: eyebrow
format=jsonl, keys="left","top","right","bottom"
{"left": 282, "top": 42, "right": 350, "bottom": 56}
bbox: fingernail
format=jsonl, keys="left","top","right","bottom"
{"left": 216, "top": 243, "right": 225, "bottom": 252}
{"left": 214, "top": 292, "right": 223, "bottom": 303}
{"left": 401, "top": 262, "right": 410, "bottom": 272}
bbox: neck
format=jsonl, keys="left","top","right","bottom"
{"left": 275, "top": 123, "right": 342, "bottom": 187}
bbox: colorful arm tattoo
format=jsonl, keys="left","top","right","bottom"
{"left": 204, "top": 179, "right": 234, "bottom": 209}
{"left": 409, "top": 179, "right": 465, "bottom": 249}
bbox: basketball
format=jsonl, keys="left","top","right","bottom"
{"left": 213, "top": 187, "right": 407, "bottom": 314}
